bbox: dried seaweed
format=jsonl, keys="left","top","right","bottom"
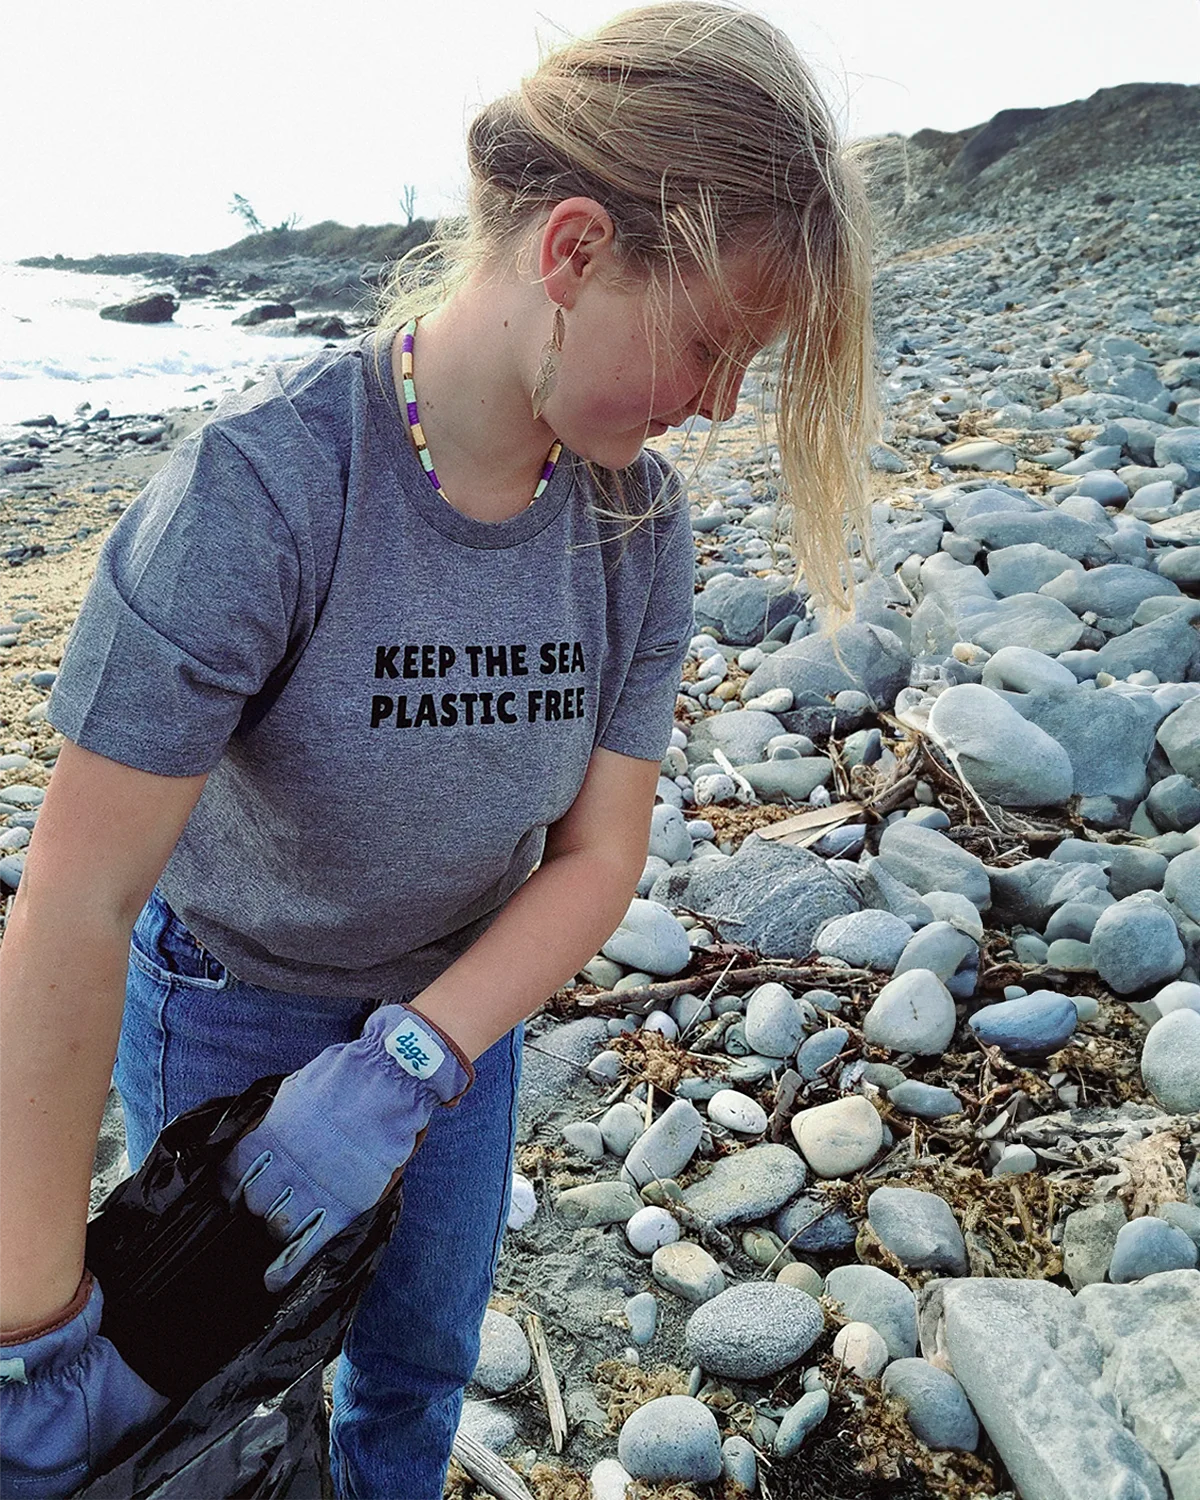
{"left": 690, "top": 800, "right": 803, "bottom": 848}
{"left": 593, "top": 1359, "right": 695, "bottom": 1434}
{"left": 609, "top": 1028, "right": 730, "bottom": 1093}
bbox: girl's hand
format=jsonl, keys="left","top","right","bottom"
{"left": 0, "top": 1271, "right": 169, "bottom": 1499}
{"left": 217, "top": 1003, "right": 474, "bottom": 1292}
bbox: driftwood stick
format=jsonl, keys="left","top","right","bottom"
{"left": 524, "top": 1311, "right": 568, "bottom": 1454}
{"left": 569, "top": 964, "right": 877, "bottom": 1017}
{"left": 450, "top": 1429, "right": 536, "bottom": 1499}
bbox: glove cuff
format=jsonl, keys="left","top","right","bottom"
{"left": 0, "top": 1270, "right": 94, "bottom": 1346}
{"left": 403, "top": 1005, "right": 476, "bottom": 1103}
{"left": 365, "top": 1003, "right": 475, "bottom": 1106}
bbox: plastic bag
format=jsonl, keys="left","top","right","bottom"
{"left": 74, "top": 1074, "right": 405, "bottom": 1500}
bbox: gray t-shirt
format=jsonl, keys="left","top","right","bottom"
{"left": 47, "top": 326, "right": 696, "bottom": 999}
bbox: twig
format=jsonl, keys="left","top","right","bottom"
{"left": 574, "top": 964, "right": 879, "bottom": 1017}
{"left": 635, "top": 1163, "right": 737, "bottom": 1258}
{"left": 675, "top": 951, "right": 740, "bottom": 1048}
{"left": 712, "top": 746, "right": 758, "bottom": 804}
{"left": 450, "top": 1430, "right": 536, "bottom": 1499}
{"left": 523, "top": 1311, "right": 568, "bottom": 1454}
{"left": 865, "top": 771, "right": 919, "bottom": 817}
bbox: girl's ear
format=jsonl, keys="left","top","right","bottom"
{"left": 537, "top": 198, "right": 619, "bottom": 305}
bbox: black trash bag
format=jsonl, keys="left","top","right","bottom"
{"left": 73, "top": 1074, "right": 405, "bottom": 1500}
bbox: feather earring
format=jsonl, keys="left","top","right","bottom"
{"left": 530, "top": 304, "right": 566, "bottom": 421}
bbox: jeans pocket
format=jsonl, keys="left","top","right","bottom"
{"left": 129, "top": 888, "right": 232, "bottom": 991}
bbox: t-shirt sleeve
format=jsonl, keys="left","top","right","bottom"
{"left": 596, "top": 461, "right": 696, "bottom": 763}
{"left": 45, "top": 424, "right": 302, "bottom": 777}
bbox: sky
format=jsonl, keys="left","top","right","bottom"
{"left": 3, "top": 0, "right": 1198, "bottom": 263}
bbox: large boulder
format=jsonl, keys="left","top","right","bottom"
{"left": 1039, "top": 563, "right": 1179, "bottom": 620}
{"left": 927, "top": 684, "right": 1074, "bottom": 808}
{"left": 692, "top": 572, "right": 804, "bottom": 645}
{"left": 648, "top": 832, "right": 858, "bottom": 959}
{"left": 1011, "top": 686, "right": 1159, "bottom": 803}
{"left": 740, "top": 622, "right": 911, "bottom": 709}
{"left": 684, "top": 709, "right": 785, "bottom": 770}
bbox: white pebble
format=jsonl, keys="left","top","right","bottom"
{"left": 507, "top": 1173, "right": 538, "bottom": 1230}
{"left": 832, "top": 1321, "right": 889, "bottom": 1379}
{"left": 707, "top": 1088, "right": 769, "bottom": 1135}
{"left": 590, "top": 1459, "right": 635, "bottom": 1500}
{"left": 642, "top": 1010, "right": 680, "bottom": 1042}
{"left": 627, "top": 1205, "right": 682, "bottom": 1255}
{"left": 587, "top": 1049, "right": 625, "bottom": 1083}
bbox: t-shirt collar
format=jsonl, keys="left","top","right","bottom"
{"left": 360, "top": 325, "right": 576, "bottom": 550}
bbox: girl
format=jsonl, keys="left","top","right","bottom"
{"left": 0, "top": 3, "right": 877, "bottom": 1495}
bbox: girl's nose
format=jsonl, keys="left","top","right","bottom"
{"left": 698, "top": 364, "right": 747, "bottom": 423}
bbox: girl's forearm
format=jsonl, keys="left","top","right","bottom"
{"left": 0, "top": 898, "right": 130, "bottom": 1332}
{"left": 406, "top": 849, "right": 638, "bottom": 1061}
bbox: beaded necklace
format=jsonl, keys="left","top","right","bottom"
{"left": 400, "top": 317, "right": 563, "bottom": 512}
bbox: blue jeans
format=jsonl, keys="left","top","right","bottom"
{"left": 115, "top": 886, "right": 523, "bottom": 1500}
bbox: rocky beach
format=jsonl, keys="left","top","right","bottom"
{"left": 2, "top": 80, "right": 1199, "bottom": 1500}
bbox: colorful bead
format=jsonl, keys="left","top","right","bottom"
{"left": 400, "top": 319, "right": 562, "bottom": 510}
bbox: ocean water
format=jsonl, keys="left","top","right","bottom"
{"left": 0, "top": 262, "right": 347, "bottom": 430}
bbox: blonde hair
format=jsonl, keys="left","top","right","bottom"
{"left": 372, "top": 0, "right": 879, "bottom": 613}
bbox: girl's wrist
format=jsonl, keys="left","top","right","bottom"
{"left": 1, "top": 1269, "right": 93, "bottom": 1345}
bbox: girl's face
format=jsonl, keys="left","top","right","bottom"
{"left": 541, "top": 245, "right": 783, "bottom": 470}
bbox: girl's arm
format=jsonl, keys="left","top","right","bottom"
{"left": 407, "top": 747, "right": 660, "bottom": 1060}
{"left": 0, "top": 740, "right": 208, "bottom": 1331}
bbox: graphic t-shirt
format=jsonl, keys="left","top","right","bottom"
{"left": 46, "top": 326, "right": 696, "bottom": 999}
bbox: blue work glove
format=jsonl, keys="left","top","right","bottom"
{"left": 217, "top": 1003, "right": 475, "bottom": 1293}
{"left": 0, "top": 1270, "right": 170, "bottom": 1499}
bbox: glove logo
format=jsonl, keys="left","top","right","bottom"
{"left": 383, "top": 1022, "right": 445, "bottom": 1081}
{"left": 0, "top": 1357, "right": 27, "bottom": 1385}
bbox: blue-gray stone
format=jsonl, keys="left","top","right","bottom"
{"left": 894, "top": 921, "right": 977, "bottom": 981}
{"left": 773, "top": 1192, "right": 857, "bottom": 1253}
{"left": 968, "top": 992, "right": 1077, "bottom": 1057}
{"left": 1090, "top": 897, "right": 1186, "bottom": 994}
{"left": 824, "top": 1265, "right": 917, "bottom": 1359}
{"left": 683, "top": 709, "right": 786, "bottom": 771}
{"left": 1044, "top": 899, "right": 1112, "bottom": 943}
{"left": 796, "top": 1027, "right": 850, "bottom": 1081}
{"left": 692, "top": 572, "right": 803, "bottom": 646}
{"left": 1012, "top": 687, "right": 1159, "bottom": 803}
{"left": 877, "top": 821, "right": 990, "bottom": 907}
{"left": 617, "top": 1394, "right": 724, "bottom": 1482}
{"left": 1040, "top": 563, "right": 1179, "bottom": 618}
{"left": 1089, "top": 612, "right": 1200, "bottom": 684}
{"left": 867, "top": 1186, "right": 968, "bottom": 1276}
{"left": 1156, "top": 1202, "right": 1200, "bottom": 1251}
{"left": 741, "top": 622, "right": 911, "bottom": 709}
{"left": 1107, "top": 1217, "right": 1199, "bottom": 1283}
{"left": 680, "top": 1142, "right": 808, "bottom": 1226}
{"left": 985, "top": 542, "right": 1082, "bottom": 597}
{"left": 814, "top": 908, "right": 913, "bottom": 971}
{"left": 952, "top": 508, "right": 1112, "bottom": 561}
{"left": 1147, "top": 775, "right": 1200, "bottom": 834}
{"left": 927, "top": 684, "right": 1074, "bottom": 808}
{"left": 887, "top": 1080, "right": 964, "bottom": 1119}
{"left": 1155, "top": 427, "right": 1200, "bottom": 484}
{"left": 648, "top": 832, "right": 858, "bottom": 961}
{"left": 684, "top": 1283, "right": 824, "bottom": 1379}
{"left": 626, "top": 1291, "right": 658, "bottom": 1346}
{"left": 881, "top": 1360, "right": 979, "bottom": 1452}
{"left": 774, "top": 1389, "right": 829, "bottom": 1458}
